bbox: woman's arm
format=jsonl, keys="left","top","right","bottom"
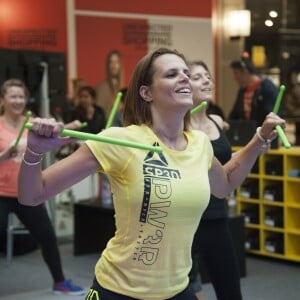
{"left": 209, "top": 135, "right": 261, "bottom": 198}
{"left": 18, "top": 118, "right": 100, "bottom": 206}
{"left": 64, "top": 119, "right": 82, "bottom": 130}
{"left": 209, "top": 112, "right": 285, "bottom": 198}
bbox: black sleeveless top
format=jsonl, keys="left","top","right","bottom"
{"left": 202, "top": 116, "right": 232, "bottom": 219}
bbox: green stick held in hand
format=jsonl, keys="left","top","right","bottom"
{"left": 275, "top": 125, "right": 291, "bottom": 148}
{"left": 190, "top": 101, "right": 208, "bottom": 116}
{"left": 13, "top": 111, "right": 32, "bottom": 150}
{"left": 273, "top": 85, "right": 286, "bottom": 114}
{"left": 25, "top": 122, "right": 163, "bottom": 153}
{"left": 272, "top": 85, "right": 291, "bottom": 149}
{"left": 80, "top": 122, "right": 88, "bottom": 128}
{"left": 105, "top": 92, "right": 123, "bottom": 129}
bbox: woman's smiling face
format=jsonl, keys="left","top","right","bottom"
{"left": 190, "top": 64, "right": 214, "bottom": 105}
{"left": 2, "top": 86, "right": 27, "bottom": 116}
{"left": 146, "top": 53, "right": 193, "bottom": 112}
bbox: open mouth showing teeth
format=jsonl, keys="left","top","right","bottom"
{"left": 176, "top": 88, "right": 191, "bottom": 94}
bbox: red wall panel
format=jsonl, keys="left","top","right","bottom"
{"left": 75, "top": 0, "right": 212, "bottom": 18}
{"left": 0, "top": 0, "right": 214, "bottom": 92}
{"left": 75, "top": 1, "right": 213, "bottom": 87}
{"left": 77, "top": 16, "right": 148, "bottom": 86}
{"left": 0, "top": 0, "right": 67, "bottom": 52}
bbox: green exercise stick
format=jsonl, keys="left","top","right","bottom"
{"left": 25, "top": 122, "right": 163, "bottom": 153}
{"left": 13, "top": 111, "right": 32, "bottom": 150}
{"left": 276, "top": 125, "right": 291, "bottom": 149}
{"left": 272, "top": 84, "right": 291, "bottom": 148}
{"left": 105, "top": 92, "right": 123, "bottom": 129}
{"left": 80, "top": 122, "right": 88, "bottom": 128}
{"left": 273, "top": 85, "right": 286, "bottom": 114}
{"left": 190, "top": 101, "right": 208, "bottom": 116}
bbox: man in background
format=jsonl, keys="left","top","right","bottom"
{"left": 229, "top": 55, "right": 278, "bottom": 126}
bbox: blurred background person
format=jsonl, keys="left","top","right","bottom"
{"left": 95, "top": 50, "right": 124, "bottom": 118}
{"left": 0, "top": 78, "right": 84, "bottom": 296}
{"left": 59, "top": 77, "right": 87, "bottom": 124}
{"left": 70, "top": 77, "right": 87, "bottom": 109}
{"left": 188, "top": 61, "right": 242, "bottom": 300}
{"left": 70, "top": 85, "right": 107, "bottom": 208}
{"left": 70, "top": 86, "right": 106, "bottom": 134}
{"left": 228, "top": 55, "right": 278, "bottom": 126}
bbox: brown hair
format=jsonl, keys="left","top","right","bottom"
{"left": 122, "top": 48, "right": 191, "bottom": 130}
{"left": 78, "top": 85, "right": 96, "bottom": 100}
{"left": 105, "top": 50, "right": 124, "bottom": 94}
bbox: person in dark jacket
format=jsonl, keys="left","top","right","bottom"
{"left": 229, "top": 56, "right": 278, "bottom": 126}
{"left": 70, "top": 86, "right": 106, "bottom": 134}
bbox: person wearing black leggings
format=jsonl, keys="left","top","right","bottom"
{"left": 0, "top": 78, "right": 84, "bottom": 295}
{"left": 0, "top": 197, "right": 64, "bottom": 280}
{"left": 188, "top": 60, "right": 245, "bottom": 300}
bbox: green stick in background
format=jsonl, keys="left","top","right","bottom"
{"left": 190, "top": 101, "right": 208, "bottom": 116}
{"left": 272, "top": 85, "right": 291, "bottom": 149}
{"left": 105, "top": 91, "right": 123, "bottom": 129}
{"left": 25, "top": 122, "right": 163, "bottom": 153}
{"left": 13, "top": 111, "right": 32, "bottom": 150}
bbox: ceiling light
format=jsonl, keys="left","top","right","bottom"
{"left": 227, "top": 10, "right": 251, "bottom": 40}
{"left": 265, "top": 20, "right": 274, "bottom": 27}
{"left": 269, "top": 11, "right": 278, "bottom": 18}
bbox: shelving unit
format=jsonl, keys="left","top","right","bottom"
{"left": 234, "top": 146, "right": 300, "bottom": 262}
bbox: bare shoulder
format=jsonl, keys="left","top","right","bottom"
{"left": 209, "top": 114, "right": 230, "bottom": 131}
{"left": 209, "top": 114, "right": 223, "bottom": 127}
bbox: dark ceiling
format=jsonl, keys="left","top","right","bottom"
{"left": 243, "top": 0, "right": 300, "bottom": 85}
{"left": 246, "top": 0, "right": 300, "bottom": 34}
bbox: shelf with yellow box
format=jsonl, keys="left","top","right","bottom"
{"left": 233, "top": 146, "right": 300, "bottom": 262}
